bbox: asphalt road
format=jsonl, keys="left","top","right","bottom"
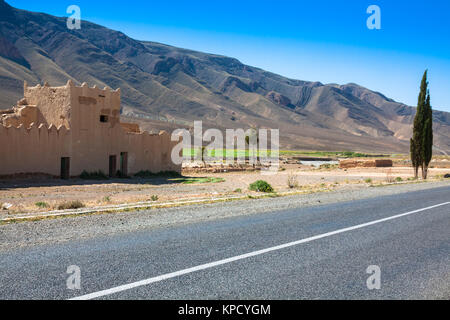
{"left": 0, "top": 186, "right": 449, "bottom": 300}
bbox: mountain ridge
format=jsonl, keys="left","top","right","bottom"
{"left": 0, "top": 0, "right": 449, "bottom": 153}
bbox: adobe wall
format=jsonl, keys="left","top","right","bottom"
{"left": 23, "top": 82, "right": 71, "bottom": 128}
{"left": 0, "top": 81, "right": 181, "bottom": 177}
{"left": 1, "top": 105, "right": 38, "bottom": 128}
{"left": 67, "top": 124, "right": 179, "bottom": 176}
{"left": 0, "top": 124, "right": 179, "bottom": 177}
{"left": 0, "top": 124, "right": 71, "bottom": 176}
{"left": 68, "top": 82, "right": 121, "bottom": 132}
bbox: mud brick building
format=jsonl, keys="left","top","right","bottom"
{"left": 0, "top": 80, "right": 180, "bottom": 178}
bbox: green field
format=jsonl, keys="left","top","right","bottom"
{"left": 183, "top": 148, "right": 276, "bottom": 158}
{"left": 183, "top": 148, "right": 389, "bottom": 159}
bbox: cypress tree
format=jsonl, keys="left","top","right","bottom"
{"left": 410, "top": 70, "right": 433, "bottom": 179}
{"left": 421, "top": 91, "right": 433, "bottom": 179}
{"left": 410, "top": 138, "right": 419, "bottom": 179}
{"left": 411, "top": 70, "right": 427, "bottom": 178}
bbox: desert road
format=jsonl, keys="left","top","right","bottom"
{"left": 0, "top": 186, "right": 449, "bottom": 300}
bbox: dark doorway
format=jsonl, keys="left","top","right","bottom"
{"left": 120, "top": 152, "right": 128, "bottom": 177}
{"left": 61, "top": 157, "right": 70, "bottom": 180}
{"left": 109, "top": 155, "right": 117, "bottom": 177}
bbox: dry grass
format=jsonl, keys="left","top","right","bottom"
{"left": 57, "top": 200, "right": 85, "bottom": 210}
{"left": 287, "top": 174, "right": 299, "bottom": 189}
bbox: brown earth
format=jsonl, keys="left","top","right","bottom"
{"left": 1, "top": 161, "right": 449, "bottom": 216}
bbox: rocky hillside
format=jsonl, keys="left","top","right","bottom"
{"left": 0, "top": 0, "right": 449, "bottom": 153}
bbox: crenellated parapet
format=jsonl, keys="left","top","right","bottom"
{"left": 0, "top": 121, "right": 71, "bottom": 137}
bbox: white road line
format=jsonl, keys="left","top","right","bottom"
{"left": 70, "top": 201, "right": 450, "bottom": 300}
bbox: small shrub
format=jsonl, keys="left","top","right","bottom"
{"left": 35, "top": 202, "right": 49, "bottom": 209}
{"left": 58, "top": 200, "right": 85, "bottom": 210}
{"left": 395, "top": 177, "right": 403, "bottom": 182}
{"left": 249, "top": 180, "right": 274, "bottom": 193}
{"left": 103, "top": 196, "right": 111, "bottom": 203}
{"left": 150, "top": 195, "right": 159, "bottom": 202}
{"left": 365, "top": 178, "right": 373, "bottom": 184}
{"left": 287, "top": 175, "right": 299, "bottom": 189}
{"left": 234, "top": 188, "right": 242, "bottom": 193}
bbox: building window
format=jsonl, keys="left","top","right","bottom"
{"left": 100, "top": 115, "right": 109, "bottom": 123}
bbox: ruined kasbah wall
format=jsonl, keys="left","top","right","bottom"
{"left": 64, "top": 83, "right": 180, "bottom": 176}
{"left": 69, "top": 124, "right": 180, "bottom": 176}
{"left": 1, "top": 81, "right": 181, "bottom": 177}
{"left": 0, "top": 124, "right": 71, "bottom": 177}
{"left": 23, "top": 83, "right": 71, "bottom": 128}
{"left": 0, "top": 123, "right": 179, "bottom": 177}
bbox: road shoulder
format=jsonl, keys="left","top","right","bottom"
{"left": 0, "top": 181, "right": 449, "bottom": 252}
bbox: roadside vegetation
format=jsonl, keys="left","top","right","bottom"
{"left": 35, "top": 202, "right": 49, "bottom": 209}
{"left": 249, "top": 180, "right": 274, "bottom": 193}
{"left": 287, "top": 175, "right": 299, "bottom": 189}
{"left": 57, "top": 200, "right": 85, "bottom": 210}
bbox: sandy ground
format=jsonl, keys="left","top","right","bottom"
{"left": 0, "top": 164, "right": 449, "bottom": 215}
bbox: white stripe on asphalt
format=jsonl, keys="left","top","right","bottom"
{"left": 70, "top": 201, "right": 450, "bottom": 300}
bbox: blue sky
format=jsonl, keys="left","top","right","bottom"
{"left": 8, "top": 0, "right": 450, "bottom": 112}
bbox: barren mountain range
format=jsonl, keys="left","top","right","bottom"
{"left": 1, "top": 0, "right": 449, "bottom": 153}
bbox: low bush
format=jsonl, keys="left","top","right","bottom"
{"left": 35, "top": 202, "right": 49, "bottom": 209}
{"left": 58, "top": 200, "right": 85, "bottom": 210}
{"left": 249, "top": 180, "right": 274, "bottom": 193}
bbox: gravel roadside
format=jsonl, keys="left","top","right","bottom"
{"left": 1, "top": 181, "right": 449, "bottom": 252}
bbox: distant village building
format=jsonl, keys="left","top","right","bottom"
{"left": 0, "top": 80, "right": 180, "bottom": 179}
